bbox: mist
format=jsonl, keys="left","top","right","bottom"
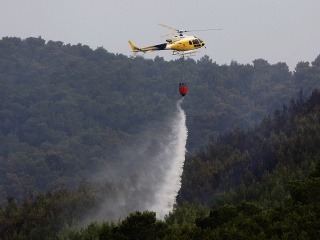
{"left": 86, "top": 99, "right": 188, "bottom": 221}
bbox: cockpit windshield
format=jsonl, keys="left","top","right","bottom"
{"left": 192, "top": 39, "right": 199, "bottom": 44}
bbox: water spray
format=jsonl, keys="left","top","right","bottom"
{"left": 87, "top": 98, "right": 188, "bottom": 222}
{"left": 149, "top": 98, "right": 188, "bottom": 219}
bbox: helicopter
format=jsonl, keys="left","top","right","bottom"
{"left": 128, "top": 24, "right": 221, "bottom": 57}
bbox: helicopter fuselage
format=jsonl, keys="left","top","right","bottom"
{"left": 166, "top": 35, "right": 205, "bottom": 51}
{"left": 128, "top": 35, "right": 205, "bottom": 54}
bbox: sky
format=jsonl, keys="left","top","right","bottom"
{"left": 1, "top": 0, "right": 320, "bottom": 71}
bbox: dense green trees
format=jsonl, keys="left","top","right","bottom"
{"left": 1, "top": 36, "right": 320, "bottom": 238}
{"left": 2, "top": 37, "right": 320, "bottom": 204}
{"left": 178, "top": 89, "right": 320, "bottom": 207}
{"left": 0, "top": 183, "right": 98, "bottom": 240}
{"left": 66, "top": 211, "right": 168, "bottom": 240}
{"left": 1, "top": 182, "right": 319, "bottom": 239}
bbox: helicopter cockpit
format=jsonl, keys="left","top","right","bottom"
{"left": 189, "top": 37, "right": 205, "bottom": 48}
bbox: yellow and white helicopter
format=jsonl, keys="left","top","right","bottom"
{"left": 128, "top": 24, "right": 221, "bottom": 57}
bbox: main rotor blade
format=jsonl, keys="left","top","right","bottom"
{"left": 159, "top": 24, "right": 222, "bottom": 35}
{"left": 185, "top": 28, "right": 222, "bottom": 32}
{"left": 158, "top": 23, "right": 178, "bottom": 32}
{"left": 161, "top": 32, "right": 176, "bottom": 38}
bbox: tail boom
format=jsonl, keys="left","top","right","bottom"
{"left": 128, "top": 40, "right": 168, "bottom": 53}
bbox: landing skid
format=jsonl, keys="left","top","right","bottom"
{"left": 172, "top": 50, "right": 198, "bottom": 58}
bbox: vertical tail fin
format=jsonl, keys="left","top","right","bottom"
{"left": 128, "top": 40, "right": 140, "bottom": 52}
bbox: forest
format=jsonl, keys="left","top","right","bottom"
{"left": 0, "top": 36, "right": 320, "bottom": 239}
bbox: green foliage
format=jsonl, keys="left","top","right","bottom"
{"left": 287, "top": 178, "right": 320, "bottom": 204}
{"left": 0, "top": 183, "right": 99, "bottom": 240}
{"left": 66, "top": 211, "right": 168, "bottom": 240}
{"left": 66, "top": 196, "right": 319, "bottom": 239}
{"left": 1, "top": 37, "right": 320, "bottom": 204}
{"left": 66, "top": 222, "right": 112, "bottom": 240}
{"left": 115, "top": 211, "right": 168, "bottom": 240}
{"left": 179, "top": 89, "right": 320, "bottom": 207}
{"left": 0, "top": 173, "right": 319, "bottom": 239}
{"left": 164, "top": 202, "right": 210, "bottom": 225}
{"left": 196, "top": 205, "right": 238, "bottom": 229}
{"left": 1, "top": 36, "right": 320, "bottom": 239}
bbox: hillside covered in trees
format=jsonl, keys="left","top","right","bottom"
{"left": 1, "top": 36, "right": 320, "bottom": 204}
{"left": 178, "top": 89, "right": 320, "bottom": 206}
{"left": 1, "top": 36, "right": 320, "bottom": 238}
{"left": 1, "top": 86, "right": 320, "bottom": 239}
